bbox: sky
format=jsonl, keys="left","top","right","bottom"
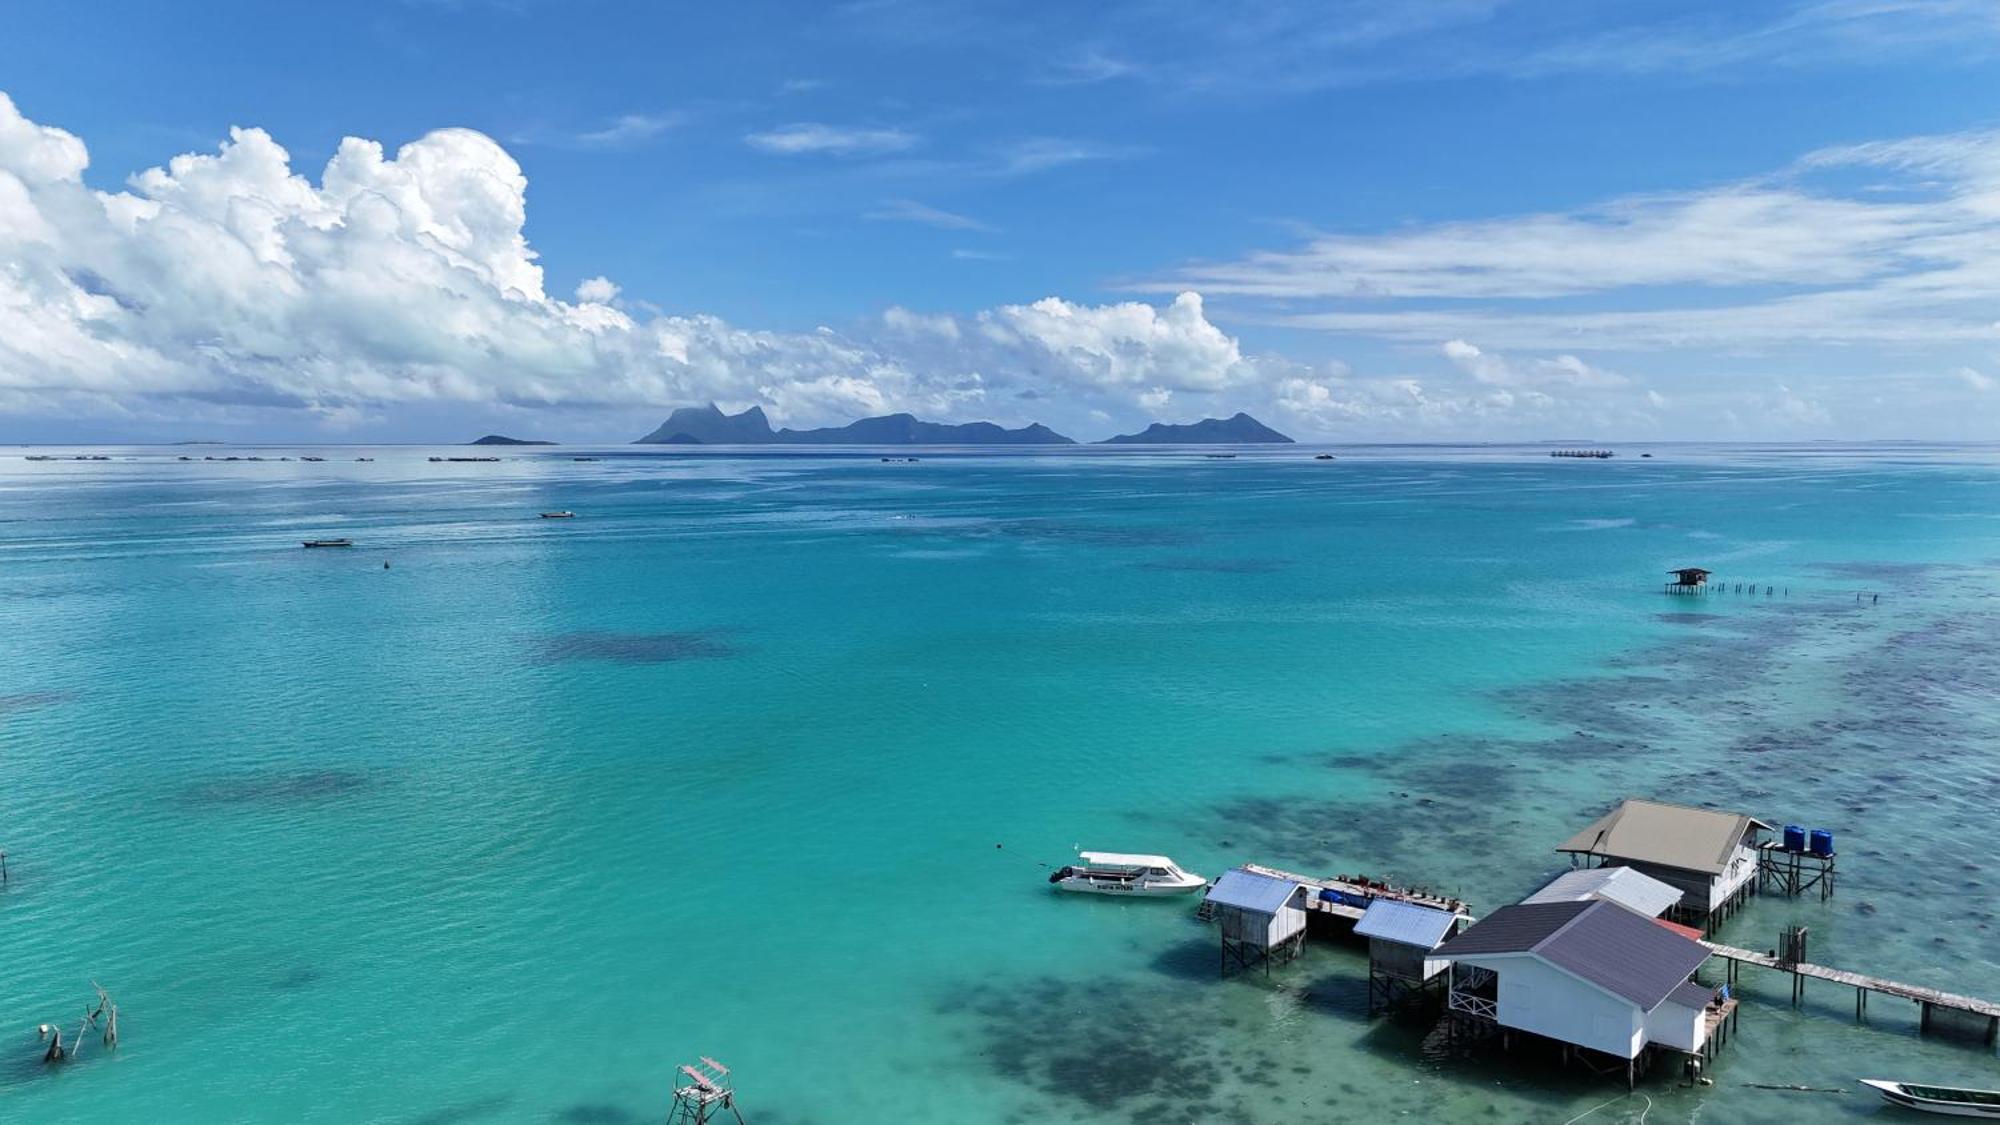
{"left": 2, "top": 0, "right": 1999, "bottom": 443}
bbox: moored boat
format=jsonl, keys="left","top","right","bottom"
{"left": 1049, "top": 852, "right": 1205, "bottom": 896}
{"left": 301, "top": 538, "right": 353, "bottom": 548}
{"left": 1860, "top": 1079, "right": 2000, "bottom": 1116}
{"left": 540, "top": 511, "right": 575, "bottom": 519}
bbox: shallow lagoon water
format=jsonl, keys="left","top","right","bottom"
{"left": 0, "top": 444, "right": 1996, "bottom": 1123}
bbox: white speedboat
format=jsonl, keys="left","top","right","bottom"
{"left": 1861, "top": 1080, "right": 2000, "bottom": 1116}
{"left": 1049, "top": 852, "right": 1205, "bottom": 896}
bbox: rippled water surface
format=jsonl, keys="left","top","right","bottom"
{"left": 1, "top": 443, "right": 1996, "bottom": 1124}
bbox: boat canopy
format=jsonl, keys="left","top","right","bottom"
{"left": 1078, "top": 851, "right": 1179, "bottom": 869}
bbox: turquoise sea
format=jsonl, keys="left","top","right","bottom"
{"left": 2, "top": 443, "right": 1997, "bottom": 1124}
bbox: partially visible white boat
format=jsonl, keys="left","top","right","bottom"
{"left": 1049, "top": 852, "right": 1205, "bottom": 896}
{"left": 1861, "top": 1079, "right": 2000, "bottom": 1116}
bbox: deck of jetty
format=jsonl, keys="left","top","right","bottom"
{"left": 1704, "top": 940, "right": 2000, "bottom": 1040}
{"left": 1239, "top": 862, "right": 1466, "bottom": 921}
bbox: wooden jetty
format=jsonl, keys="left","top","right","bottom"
{"left": 1705, "top": 928, "right": 2000, "bottom": 1044}
{"left": 1239, "top": 862, "right": 1467, "bottom": 922}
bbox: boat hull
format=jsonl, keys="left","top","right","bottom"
{"left": 1052, "top": 876, "right": 1206, "bottom": 896}
{"left": 1862, "top": 1080, "right": 2000, "bottom": 1116}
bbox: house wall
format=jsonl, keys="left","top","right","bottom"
{"left": 1220, "top": 901, "right": 1307, "bottom": 949}
{"left": 1645, "top": 999, "right": 1705, "bottom": 1053}
{"left": 1457, "top": 954, "right": 1645, "bottom": 1059}
{"left": 1370, "top": 940, "right": 1446, "bottom": 982}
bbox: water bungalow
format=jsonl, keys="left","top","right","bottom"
{"left": 1437, "top": 899, "right": 1732, "bottom": 1086}
{"left": 1354, "top": 898, "right": 1463, "bottom": 1012}
{"left": 1204, "top": 867, "right": 1310, "bottom": 976}
{"left": 1555, "top": 798, "right": 1770, "bottom": 930}
{"left": 1521, "top": 866, "right": 1682, "bottom": 919}
{"left": 1666, "top": 567, "right": 1711, "bottom": 593}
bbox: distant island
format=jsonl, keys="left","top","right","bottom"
{"left": 1097, "top": 413, "right": 1293, "bottom": 444}
{"left": 470, "top": 434, "right": 555, "bottom": 445}
{"left": 636, "top": 405, "right": 1075, "bottom": 445}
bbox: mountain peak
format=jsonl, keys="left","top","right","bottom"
{"left": 1095, "top": 413, "right": 1292, "bottom": 445}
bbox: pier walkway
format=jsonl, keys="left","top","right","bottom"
{"left": 1239, "top": 862, "right": 1467, "bottom": 922}
{"left": 1704, "top": 941, "right": 2000, "bottom": 1042}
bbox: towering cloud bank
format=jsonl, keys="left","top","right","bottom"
{"left": 0, "top": 93, "right": 1257, "bottom": 432}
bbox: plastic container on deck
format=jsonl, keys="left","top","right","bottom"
{"left": 1809, "top": 828, "right": 1834, "bottom": 857}
{"left": 1782, "top": 824, "right": 1807, "bottom": 852}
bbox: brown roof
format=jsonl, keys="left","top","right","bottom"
{"left": 1555, "top": 798, "right": 1771, "bottom": 876}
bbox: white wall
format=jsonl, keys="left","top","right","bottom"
{"left": 1458, "top": 954, "right": 1645, "bottom": 1058}
{"left": 1645, "top": 999, "right": 1705, "bottom": 1052}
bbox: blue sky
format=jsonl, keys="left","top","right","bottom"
{"left": 2, "top": 0, "right": 1999, "bottom": 441}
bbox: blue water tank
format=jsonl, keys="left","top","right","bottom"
{"left": 1809, "top": 828, "right": 1834, "bottom": 857}
{"left": 1783, "top": 825, "right": 1807, "bottom": 852}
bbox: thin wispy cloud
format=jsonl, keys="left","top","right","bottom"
{"left": 577, "top": 112, "right": 682, "bottom": 146}
{"left": 1037, "top": 49, "right": 1139, "bottom": 85}
{"left": 993, "top": 137, "right": 1143, "bottom": 176}
{"left": 746, "top": 122, "right": 918, "bottom": 156}
{"left": 1153, "top": 126, "right": 2000, "bottom": 353}
{"left": 951, "top": 248, "right": 1012, "bottom": 261}
{"left": 865, "top": 198, "right": 995, "bottom": 232}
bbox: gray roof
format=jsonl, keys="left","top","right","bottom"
{"left": 1204, "top": 867, "right": 1300, "bottom": 914}
{"left": 1522, "top": 867, "right": 1684, "bottom": 918}
{"left": 1555, "top": 798, "right": 1773, "bottom": 876}
{"left": 1354, "top": 899, "right": 1458, "bottom": 949}
{"left": 1435, "top": 900, "right": 1710, "bottom": 1010}
{"left": 1666, "top": 980, "right": 1716, "bottom": 1010}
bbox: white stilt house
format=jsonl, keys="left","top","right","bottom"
{"left": 1436, "top": 900, "right": 1721, "bottom": 1085}
{"left": 1204, "top": 867, "right": 1308, "bottom": 976}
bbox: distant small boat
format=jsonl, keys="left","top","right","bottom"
{"left": 24, "top": 455, "right": 55, "bottom": 461}
{"left": 355, "top": 457, "right": 374, "bottom": 462}
{"left": 1049, "top": 852, "right": 1206, "bottom": 896}
{"left": 301, "top": 538, "right": 353, "bottom": 548}
{"left": 572, "top": 457, "right": 599, "bottom": 462}
{"left": 1203, "top": 453, "right": 1236, "bottom": 459}
{"left": 301, "top": 456, "right": 325, "bottom": 462}
{"left": 1314, "top": 454, "right": 1335, "bottom": 460}
{"left": 1860, "top": 1080, "right": 2000, "bottom": 1116}
{"left": 880, "top": 457, "right": 920, "bottom": 463}
{"left": 540, "top": 511, "right": 575, "bottom": 519}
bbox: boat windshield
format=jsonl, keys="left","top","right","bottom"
{"left": 1905, "top": 1085, "right": 2000, "bottom": 1105}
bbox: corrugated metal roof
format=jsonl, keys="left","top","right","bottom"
{"left": 1435, "top": 901, "right": 1592, "bottom": 957}
{"left": 1522, "top": 867, "right": 1684, "bottom": 917}
{"left": 1666, "top": 980, "right": 1716, "bottom": 1010}
{"left": 1354, "top": 899, "right": 1458, "bottom": 949}
{"left": 1203, "top": 867, "right": 1300, "bottom": 914}
{"left": 1555, "top": 798, "right": 1772, "bottom": 876}
{"left": 1436, "top": 900, "right": 1710, "bottom": 1010}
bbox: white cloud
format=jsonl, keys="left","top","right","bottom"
{"left": 1956, "top": 365, "right": 1996, "bottom": 392}
{"left": 863, "top": 198, "right": 993, "bottom": 231}
{"left": 1441, "top": 340, "right": 1626, "bottom": 387}
{"left": 576, "top": 113, "right": 682, "bottom": 146}
{"left": 575, "top": 276, "right": 619, "bottom": 303}
{"left": 0, "top": 94, "right": 1268, "bottom": 436}
{"left": 994, "top": 137, "right": 1138, "bottom": 175}
{"left": 1165, "top": 125, "right": 2000, "bottom": 356}
{"left": 745, "top": 123, "right": 916, "bottom": 156}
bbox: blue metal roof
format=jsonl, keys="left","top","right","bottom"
{"left": 1353, "top": 899, "right": 1458, "bottom": 949}
{"left": 1203, "top": 868, "right": 1300, "bottom": 914}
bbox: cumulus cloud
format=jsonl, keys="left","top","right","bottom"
{"left": 0, "top": 93, "right": 1265, "bottom": 435}
{"left": 1440, "top": 340, "right": 1626, "bottom": 387}
{"left": 744, "top": 123, "right": 916, "bottom": 156}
